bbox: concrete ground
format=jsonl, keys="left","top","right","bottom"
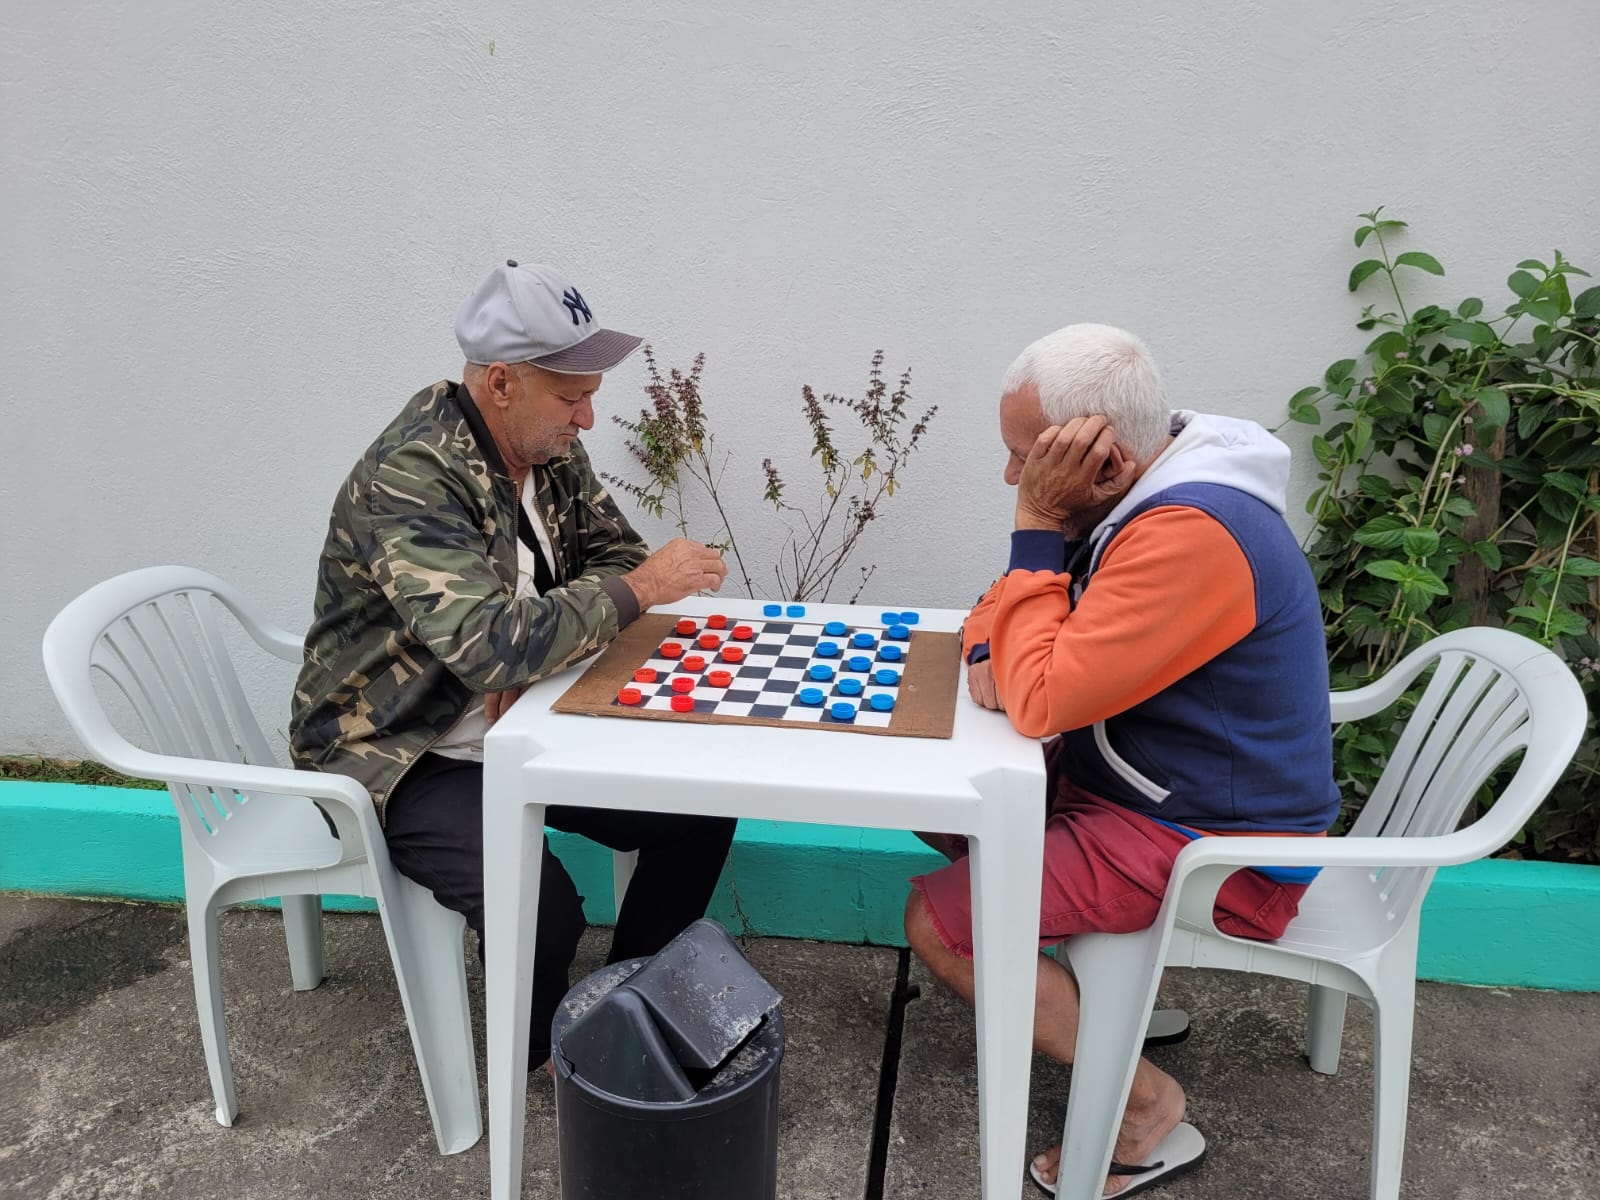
{"left": 2, "top": 896, "right": 1597, "bottom": 1199}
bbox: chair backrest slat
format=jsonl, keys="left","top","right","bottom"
{"left": 1353, "top": 653, "right": 1490, "bottom": 839}
{"left": 189, "top": 592, "right": 278, "bottom": 767}
{"left": 98, "top": 627, "right": 196, "bottom": 760}
{"left": 1411, "top": 690, "right": 1529, "bottom": 840}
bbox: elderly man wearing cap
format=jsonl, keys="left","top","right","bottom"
{"left": 290, "top": 261, "right": 735, "bottom": 1070}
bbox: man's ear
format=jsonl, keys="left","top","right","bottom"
{"left": 481, "top": 362, "right": 515, "bottom": 408}
{"left": 1098, "top": 442, "right": 1128, "bottom": 482}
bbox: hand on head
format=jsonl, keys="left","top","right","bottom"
{"left": 1014, "top": 414, "right": 1137, "bottom": 533}
{"left": 623, "top": 538, "right": 729, "bottom": 609}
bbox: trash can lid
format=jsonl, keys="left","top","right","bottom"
{"left": 621, "top": 920, "right": 783, "bottom": 1071}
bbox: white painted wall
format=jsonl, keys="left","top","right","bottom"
{"left": 4, "top": 1, "right": 1596, "bottom": 755}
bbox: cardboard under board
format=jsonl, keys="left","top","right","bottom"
{"left": 552, "top": 612, "right": 962, "bottom": 739}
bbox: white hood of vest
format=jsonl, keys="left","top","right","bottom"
{"left": 1086, "top": 410, "right": 1291, "bottom": 550}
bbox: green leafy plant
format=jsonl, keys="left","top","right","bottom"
{"left": 1288, "top": 208, "right": 1599, "bottom": 861}
{"left": 604, "top": 348, "right": 936, "bottom": 603}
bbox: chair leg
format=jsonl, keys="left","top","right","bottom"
{"left": 1367, "top": 974, "right": 1415, "bottom": 1200}
{"left": 1056, "top": 931, "right": 1166, "bottom": 1200}
{"left": 281, "top": 894, "right": 326, "bottom": 991}
{"left": 1305, "top": 983, "right": 1348, "bottom": 1075}
{"left": 385, "top": 875, "right": 483, "bottom": 1155}
{"left": 186, "top": 900, "right": 239, "bottom": 1127}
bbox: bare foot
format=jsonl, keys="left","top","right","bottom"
{"left": 1031, "top": 1065, "right": 1186, "bottom": 1196}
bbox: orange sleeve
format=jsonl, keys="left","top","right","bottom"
{"left": 988, "top": 507, "right": 1258, "bottom": 738}
{"left": 960, "top": 579, "right": 1004, "bottom": 660}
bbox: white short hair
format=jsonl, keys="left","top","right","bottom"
{"left": 1000, "top": 324, "right": 1169, "bottom": 460}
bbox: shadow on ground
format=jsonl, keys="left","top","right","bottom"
{"left": 3, "top": 896, "right": 1597, "bottom": 1199}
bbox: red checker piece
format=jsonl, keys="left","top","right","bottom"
{"left": 707, "top": 614, "right": 728, "bottom": 629}
{"left": 633, "top": 667, "right": 658, "bottom": 683}
{"left": 660, "top": 642, "right": 685, "bottom": 659}
{"left": 697, "top": 633, "right": 721, "bottom": 650}
{"left": 670, "top": 676, "right": 695, "bottom": 694}
{"left": 720, "top": 645, "right": 746, "bottom": 663}
{"left": 706, "top": 669, "right": 732, "bottom": 687}
{"left": 731, "top": 624, "right": 755, "bottom": 641}
{"left": 670, "top": 694, "right": 695, "bottom": 712}
{"left": 617, "top": 686, "right": 643, "bottom": 706}
{"left": 674, "top": 618, "right": 699, "bottom": 636}
{"left": 682, "top": 655, "right": 707, "bottom": 672}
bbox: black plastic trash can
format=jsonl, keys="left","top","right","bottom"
{"left": 551, "top": 919, "right": 785, "bottom": 1199}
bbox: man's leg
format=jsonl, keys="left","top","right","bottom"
{"left": 903, "top": 890, "right": 1184, "bottom": 1194}
{"left": 545, "top": 808, "right": 737, "bottom": 963}
{"left": 384, "top": 754, "right": 588, "bottom": 1067}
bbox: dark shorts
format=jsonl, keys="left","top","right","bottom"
{"left": 911, "top": 780, "right": 1308, "bottom": 959}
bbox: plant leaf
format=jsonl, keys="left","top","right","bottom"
{"left": 1395, "top": 251, "right": 1444, "bottom": 276}
{"left": 1364, "top": 559, "right": 1410, "bottom": 581}
{"left": 1507, "top": 270, "right": 1539, "bottom": 299}
{"left": 1444, "top": 321, "right": 1497, "bottom": 346}
{"left": 1472, "top": 386, "right": 1510, "bottom": 432}
{"left": 1348, "top": 259, "right": 1386, "bottom": 292}
{"left": 1401, "top": 528, "right": 1441, "bottom": 558}
{"left": 1543, "top": 471, "right": 1588, "bottom": 498}
{"left": 1457, "top": 296, "right": 1483, "bottom": 318}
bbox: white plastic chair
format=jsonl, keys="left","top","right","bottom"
{"left": 41, "top": 566, "right": 481, "bottom": 1154}
{"left": 1051, "top": 627, "right": 1588, "bottom": 1200}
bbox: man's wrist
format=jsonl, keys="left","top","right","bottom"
{"left": 1014, "top": 502, "right": 1066, "bottom": 532}
{"left": 621, "top": 570, "right": 654, "bottom": 611}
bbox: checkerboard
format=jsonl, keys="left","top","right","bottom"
{"left": 622, "top": 618, "right": 911, "bottom": 728}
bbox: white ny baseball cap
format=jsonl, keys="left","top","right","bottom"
{"left": 455, "top": 260, "right": 643, "bottom": 373}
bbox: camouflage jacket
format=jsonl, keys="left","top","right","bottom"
{"left": 289, "top": 381, "right": 647, "bottom": 819}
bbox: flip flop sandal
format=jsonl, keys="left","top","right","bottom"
{"left": 1142, "top": 1008, "right": 1191, "bottom": 1048}
{"left": 1027, "top": 1121, "right": 1207, "bottom": 1198}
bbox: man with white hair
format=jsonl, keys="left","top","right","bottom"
{"left": 904, "top": 324, "right": 1340, "bottom": 1195}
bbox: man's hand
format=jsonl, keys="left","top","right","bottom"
{"left": 622, "top": 538, "right": 729, "bottom": 609}
{"left": 1015, "top": 415, "right": 1137, "bottom": 532}
{"left": 967, "top": 659, "right": 1004, "bottom": 711}
{"left": 484, "top": 685, "right": 527, "bottom": 724}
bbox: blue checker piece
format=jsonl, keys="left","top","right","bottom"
{"left": 846, "top": 655, "right": 873, "bottom": 672}
{"left": 823, "top": 620, "right": 848, "bottom": 636}
{"left": 878, "top": 644, "right": 904, "bottom": 662}
{"left": 879, "top": 611, "right": 900, "bottom": 624}
{"left": 873, "top": 668, "right": 901, "bottom": 686}
{"left": 837, "top": 677, "right": 864, "bottom": 696}
{"left": 851, "top": 632, "right": 876, "bottom": 649}
{"left": 808, "top": 664, "right": 835, "bottom": 681}
{"left": 763, "top": 603, "right": 782, "bottom": 616}
{"left": 830, "top": 701, "right": 856, "bottom": 721}
{"left": 786, "top": 604, "right": 806, "bottom": 617}
{"left": 815, "top": 641, "right": 840, "bottom": 658}
{"left": 886, "top": 624, "right": 910, "bottom": 640}
{"left": 900, "top": 611, "right": 920, "bottom": 624}
{"left": 869, "top": 693, "right": 895, "bottom": 712}
{"left": 798, "top": 687, "right": 825, "bottom": 706}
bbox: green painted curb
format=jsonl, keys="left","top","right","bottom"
{"left": 3, "top": 781, "right": 1596, "bottom": 990}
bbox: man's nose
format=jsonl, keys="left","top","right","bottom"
{"left": 574, "top": 397, "right": 595, "bottom": 430}
{"left": 1003, "top": 459, "right": 1020, "bottom": 486}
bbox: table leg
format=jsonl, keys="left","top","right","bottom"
{"left": 485, "top": 797, "right": 546, "bottom": 1200}
{"left": 969, "top": 775, "right": 1046, "bottom": 1200}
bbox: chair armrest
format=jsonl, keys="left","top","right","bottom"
{"left": 1158, "top": 828, "right": 1492, "bottom": 937}
{"left": 103, "top": 746, "right": 382, "bottom": 846}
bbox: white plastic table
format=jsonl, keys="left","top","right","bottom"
{"left": 483, "top": 597, "right": 1047, "bottom": 1200}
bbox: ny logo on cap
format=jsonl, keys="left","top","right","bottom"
{"left": 562, "top": 288, "right": 593, "bottom": 326}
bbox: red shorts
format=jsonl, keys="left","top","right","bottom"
{"left": 911, "top": 780, "right": 1307, "bottom": 960}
